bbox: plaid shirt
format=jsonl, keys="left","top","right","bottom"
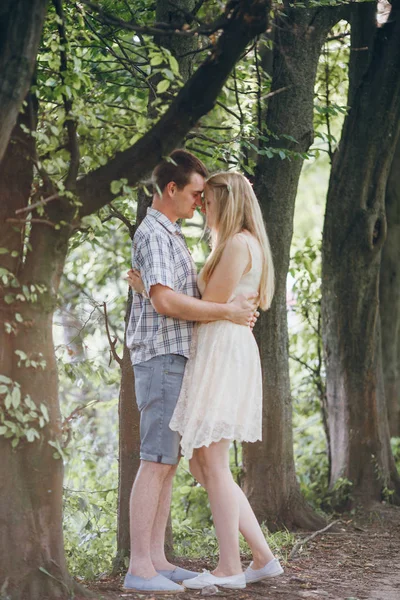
{"left": 127, "top": 208, "right": 200, "bottom": 365}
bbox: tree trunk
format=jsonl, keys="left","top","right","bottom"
{"left": 114, "top": 0, "right": 198, "bottom": 569}
{"left": 244, "top": 6, "right": 346, "bottom": 530}
{"left": 0, "top": 0, "right": 48, "bottom": 162}
{"left": 321, "top": 0, "right": 400, "bottom": 507}
{"left": 380, "top": 142, "right": 400, "bottom": 438}
{"left": 1, "top": 2, "right": 273, "bottom": 594}
{"left": 0, "top": 110, "right": 86, "bottom": 600}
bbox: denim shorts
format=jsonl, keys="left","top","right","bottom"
{"left": 133, "top": 354, "right": 187, "bottom": 465}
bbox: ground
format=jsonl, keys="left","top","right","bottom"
{"left": 83, "top": 504, "right": 400, "bottom": 600}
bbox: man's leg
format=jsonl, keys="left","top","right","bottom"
{"left": 129, "top": 354, "right": 185, "bottom": 579}
{"left": 150, "top": 464, "right": 178, "bottom": 570}
{"left": 128, "top": 460, "right": 175, "bottom": 578}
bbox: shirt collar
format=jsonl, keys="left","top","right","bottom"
{"left": 147, "top": 207, "right": 182, "bottom": 236}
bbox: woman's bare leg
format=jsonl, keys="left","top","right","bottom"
{"left": 190, "top": 453, "right": 274, "bottom": 569}
{"left": 194, "top": 441, "right": 242, "bottom": 577}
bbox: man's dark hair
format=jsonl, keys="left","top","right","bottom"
{"left": 152, "top": 149, "right": 208, "bottom": 194}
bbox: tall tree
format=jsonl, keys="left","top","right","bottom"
{"left": 380, "top": 142, "right": 400, "bottom": 437}
{"left": 243, "top": 4, "right": 347, "bottom": 530}
{"left": 321, "top": 0, "right": 400, "bottom": 506}
{"left": 0, "top": 0, "right": 48, "bottom": 162}
{"left": 115, "top": 0, "right": 199, "bottom": 569}
{"left": 0, "top": 2, "right": 271, "bottom": 597}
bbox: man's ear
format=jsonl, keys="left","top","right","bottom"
{"left": 165, "top": 181, "right": 176, "bottom": 197}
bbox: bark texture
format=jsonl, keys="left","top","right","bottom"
{"left": 0, "top": 110, "right": 82, "bottom": 600}
{"left": 114, "top": 0, "right": 198, "bottom": 568}
{"left": 1, "top": 3, "right": 272, "bottom": 595}
{"left": 321, "top": 0, "right": 400, "bottom": 506}
{"left": 0, "top": 0, "right": 48, "bottom": 162}
{"left": 380, "top": 142, "right": 400, "bottom": 438}
{"left": 244, "top": 5, "right": 346, "bottom": 530}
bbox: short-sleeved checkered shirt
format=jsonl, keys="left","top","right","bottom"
{"left": 126, "top": 208, "right": 200, "bottom": 365}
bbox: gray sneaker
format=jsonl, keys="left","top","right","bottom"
{"left": 245, "top": 558, "right": 284, "bottom": 584}
{"left": 158, "top": 566, "right": 199, "bottom": 582}
{"left": 123, "top": 572, "right": 184, "bottom": 594}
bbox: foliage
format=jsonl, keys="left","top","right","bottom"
{"left": 391, "top": 437, "right": 400, "bottom": 470}
{"left": 18, "top": 0, "right": 360, "bottom": 580}
{"left": 64, "top": 487, "right": 117, "bottom": 580}
{"left": 0, "top": 374, "right": 50, "bottom": 447}
{"left": 173, "top": 515, "right": 295, "bottom": 563}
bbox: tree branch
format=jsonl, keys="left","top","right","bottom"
{"left": 0, "top": 0, "right": 48, "bottom": 163}
{"left": 15, "top": 193, "right": 60, "bottom": 215}
{"left": 77, "top": 0, "right": 228, "bottom": 38}
{"left": 75, "top": 0, "right": 271, "bottom": 219}
{"left": 54, "top": 0, "right": 80, "bottom": 189}
{"left": 103, "top": 301, "right": 123, "bottom": 366}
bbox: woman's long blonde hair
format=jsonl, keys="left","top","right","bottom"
{"left": 202, "top": 171, "right": 275, "bottom": 310}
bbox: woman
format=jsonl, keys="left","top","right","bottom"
{"left": 128, "top": 171, "right": 283, "bottom": 590}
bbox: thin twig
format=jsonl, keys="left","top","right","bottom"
{"left": 15, "top": 193, "right": 60, "bottom": 215}
{"left": 255, "top": 37, "right": 263, "bottom": 134}
{"left": 54, "top": 0, "right": 80, "bottom": 189}
{"left": 6, "top": 218, "right": 57, "bottom": 229}
{"left": 78, "top": 0, "right": 227, "bottom": 38}
{"left": 103, "top": 301, "right": 123, "bottom": 366}
{"left": 260, "top": 85, "right": 289, "bottom": 101}
{"left": 64, "top": 486, "right": 118, "bottom": 494}
{"left": 109, "top": 205, "right": 136, "bottom": 237}
{"left": 215, "top": 100, "right": 242, "bottom": 121}
{"left": 289, "top": 520, "right": 340, "bottom": 560}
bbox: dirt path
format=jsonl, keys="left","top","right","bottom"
{"left": 85, "top": 504, "right": 400, "bottom": 600}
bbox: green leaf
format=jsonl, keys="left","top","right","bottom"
{"left": 156, "top": 80, "right": 170, "bottom": 94}
{"left": 5, "top": 394, "right": 12, "bottom": 410}
{"left": 40, "top": 403, "right": 50, "bottom": 422}
{"left": 4, "top": 295, "right": 14, "bottom": 304}
{"left": 169, "top": 55, "right": 180, "bottom": 76}
{"left": 24, "top": 396, "right": 36, "bottom": 410}
{"left": 110, "top": 180, "right": 122, "bottom": 195}
{"left": 15, "top": 313, "right": 23, "bottom": 323}
{"left": 0, "top": 426, "right": 7, "bottom": 435}
{"left": 0, "top": 248, "right": 9, "bottom": 254}
{"left": 26, "top": 428, "right": 40, "bottom": 442}
{"left": 11, "top": 386, "right": 21, "bottom": 409}
{"left": 0, "top": 385, "right": 8, "bottom": 394}
{"left": 150, "top": 55, "right": 163, "bottom": 66}
{"left": 0, "top": 375, "right": 12, "bottom": 384}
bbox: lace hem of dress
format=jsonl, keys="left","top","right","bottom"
{"left": 172, "top": 425, "right": 262, "bottom": 460}
{"left": 171, "top": 423, "right": 262, "bottom": 459}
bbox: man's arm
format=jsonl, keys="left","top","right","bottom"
{"left": 132, "top": 231, "right": 257, "bottom": 326}
{"left": 150, "top": 285, "right": 257, "bottom": 326}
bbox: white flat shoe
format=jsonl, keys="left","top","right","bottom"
{"left": 183, "top": 570, "right": 246, "bottom": 589}
{"left": 245, "top": 558, "right": 284, "bottom": 583}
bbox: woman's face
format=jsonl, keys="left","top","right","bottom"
{"left": 202, "top": 185, "right": 217, "bottom": 230}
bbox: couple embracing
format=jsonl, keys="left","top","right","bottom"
{"left": 124, "top": 150, "right": 283, "bottom": 594}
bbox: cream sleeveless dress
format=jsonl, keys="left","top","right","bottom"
{"left": 169, "top": 233, "right": 263, "bottom": 459}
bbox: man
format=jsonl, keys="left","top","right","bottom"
{"left": 124, "top": 150, "right": 258, "bottom": 594}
